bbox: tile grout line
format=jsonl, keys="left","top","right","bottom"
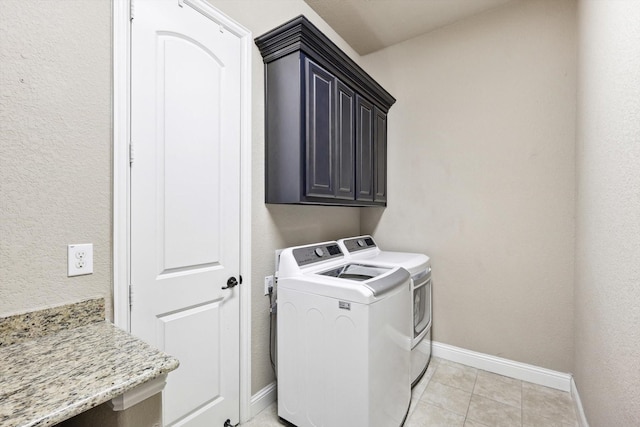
{"left": 414, "top": 360, "right": 574, "bottom": 427}
{"left": 419, "top": 360, "right": 475, "bottom": 425}
{"left": 463, "top": 368, "right": 479, "bottom": 425}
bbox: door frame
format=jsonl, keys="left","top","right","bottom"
{"left": 112, "top": 0, "right": 253, "bottom": 422}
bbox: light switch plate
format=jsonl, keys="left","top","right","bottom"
{"left": 68, "top": 244, "right": 93, "bottom": 276}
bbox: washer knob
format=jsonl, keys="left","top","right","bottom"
{"left": 314, "top": 247, "right": 324, "bottom": 257}
{"left": 357, "top": 239, "right": 366, "bottom": 247}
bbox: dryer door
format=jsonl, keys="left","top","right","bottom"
{"left": 412, "top": 271, "right": 432, "bottom": 344}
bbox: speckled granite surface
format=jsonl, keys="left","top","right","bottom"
{"left": 0, "top": 302, "right": 179, "bottom": 427}
{"left": 0, "top": 298, "right": 105, "bottom": 347}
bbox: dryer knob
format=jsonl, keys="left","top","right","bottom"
{"left": 357, "top": 239, "right": 366, "bottom": 247}
{"left": 314, "top": 247, "right": 324, "bottom": 257}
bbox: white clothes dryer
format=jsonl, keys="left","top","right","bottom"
{"left": 337, "top": 235, "right": 432, "bottom": 387}
{"left": 276, "top": 241, "right": 411, "bottom": 427}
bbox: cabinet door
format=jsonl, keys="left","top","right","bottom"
{"left": 336, "top": 81, "right": 355, "bottom": 200}
{"left": 305, "top": 59, "right": 335, "bottom": 198}
{"left": 374, "top": 108, "right": 387, "bottom": 203}
{"left": 355, "top": 95, "right": 374, "bottom": 202}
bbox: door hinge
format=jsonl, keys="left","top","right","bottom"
{"left": 129, "top": 284, "right": 133, "bottom": 308}
{"left": 130, "top": 0, "right": 135, "bottom": 20}
{"left": 129, "top": 141, "right": 134, "bottom": 165}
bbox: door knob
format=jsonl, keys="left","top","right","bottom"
{"left": 221, "top": 276, "right": 238, "bottom": 290}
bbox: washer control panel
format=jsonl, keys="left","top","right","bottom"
{"left": 342, "top": 236, "right": 377, "bottom": 253}
{"left": 293, "top": 243, "right": 343, "bottom": 266}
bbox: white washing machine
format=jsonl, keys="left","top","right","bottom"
{"left": 276, "top": 241, "right": 411, "bottom": 427}
{"left": 337, "top": 235, "right": 432, "bottom": 387}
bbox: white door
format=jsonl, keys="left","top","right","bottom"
{"left": 130, "top": 1, "right": 241, "bottom": 425}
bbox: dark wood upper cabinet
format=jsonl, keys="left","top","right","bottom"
{"left": 305, "top": 59, "right": 335, "bottom": 199}
{"left": 356, "top": 95, "right": 374, "bottom": 202}
{"left": 374, "top": 108, "right": 388, "bottom": 203}
{"left": 336, "top": 80, "right": 356, "bottom": 200}
{"left": 255, "top": 15, "right": 395, "bottom": 206}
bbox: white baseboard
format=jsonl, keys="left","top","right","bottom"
{"left": 249, "top": 381, "right": 277, "bottom": 419}
{"left": 432, "top": 341, "right": 572, "bottom": 392}
{"left": 571, "top": 377, "right": 590, "bottom": 427}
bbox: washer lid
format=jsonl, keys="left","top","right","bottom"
{"left": 337, "top": 236, "right": 430, "bottom": 276}
{"left": 368, "top": 251, "right": 430, "bottom": 276}
{"left": 317, "top": 263, "right": 409, "bottom": 296}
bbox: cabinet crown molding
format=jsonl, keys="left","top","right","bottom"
{"left": 255, "top": 15, "right": 395, "bottom": 112}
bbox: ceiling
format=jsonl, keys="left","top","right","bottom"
{"left": 303, "top": 0, "right": 517, "bottom": 55}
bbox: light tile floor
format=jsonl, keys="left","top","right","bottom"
{"left": 242, "top": 357, "right": 578, "bottom": 427}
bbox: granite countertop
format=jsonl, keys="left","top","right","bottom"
{"left": 0, "top": 300, "right": 179, "bottom": 427}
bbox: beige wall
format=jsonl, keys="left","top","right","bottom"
{"left": 360, "top": 0, "right": 577, "bottom": 372}
{"left": 0, "top": 1, "right": 112, "bottom": 318}
{"left": 575, "top": 0, "right": 640, "bottom": 424}
{"left": 207, "top": 0, "right": 362, "bottom": 394}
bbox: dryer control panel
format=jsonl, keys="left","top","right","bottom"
{"left": 342, "top": 236, "right": 377, "bottom": 253}
{"left": 293, "top": 243, "right": 343, "bottom": 266}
